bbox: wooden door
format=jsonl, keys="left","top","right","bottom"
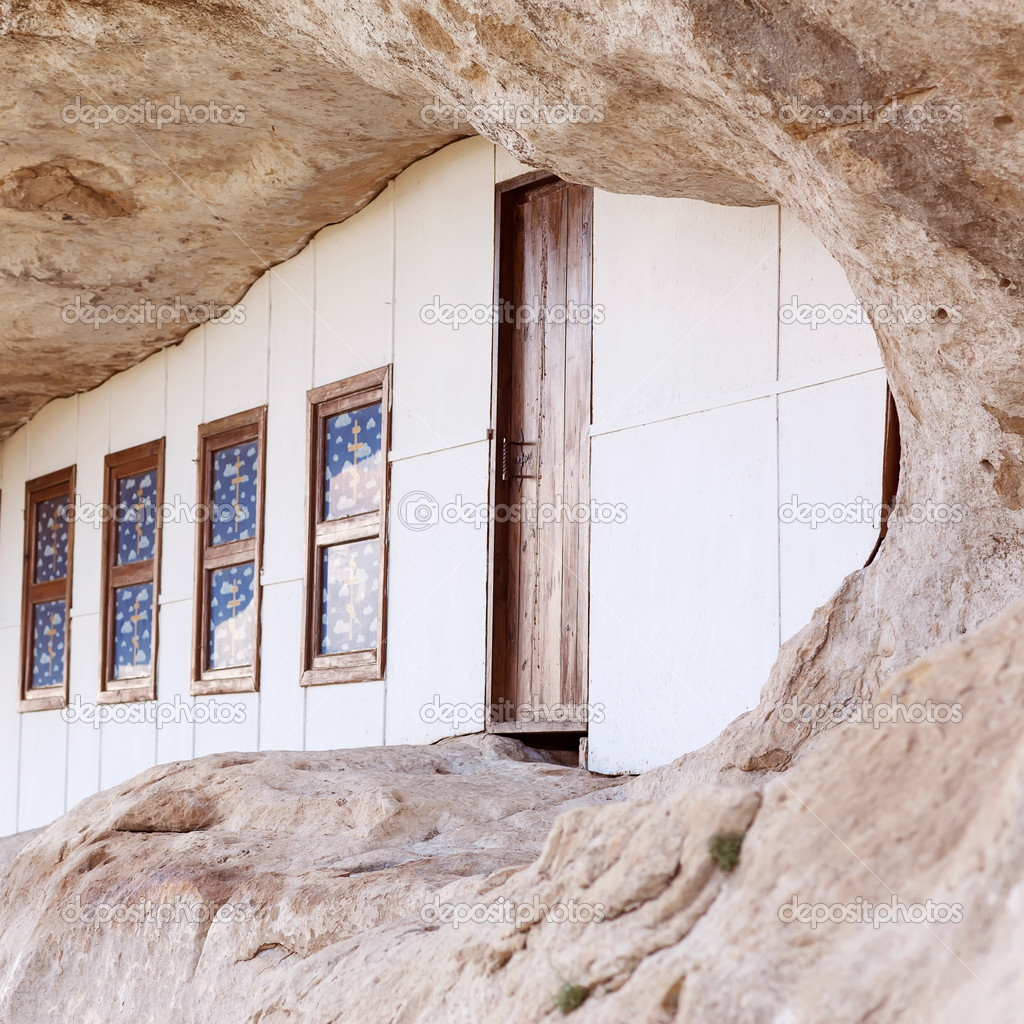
{"left": 491, "top": 177, "right": 593, "bottom": 732}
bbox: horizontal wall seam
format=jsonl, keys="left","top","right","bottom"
{"left": 590, "top": 363, "right": 885, "bottom": 439}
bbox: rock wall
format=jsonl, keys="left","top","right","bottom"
{"left": 0, "top": 600, "right": 1021, "bottom": 1020}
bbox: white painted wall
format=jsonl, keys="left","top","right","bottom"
{"left": 586, "top": 199, "right": 885, "bottom": 773}
{"left": 0, "top": 139, "right": 885, "bottom": 832}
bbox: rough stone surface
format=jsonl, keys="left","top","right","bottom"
{"left": 0, "top": 2, "right": 462, "bottom": 434}
{"left": 0, "top": 735, "right": 622, "bottom": 1021}
{"left": 1, "top": 602, "right": 1023, "bottom": 1020}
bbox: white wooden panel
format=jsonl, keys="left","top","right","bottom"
{"left": 592, "top": 192, "right": 778, "bottom": 434}
{"left": 65, "top": 613, "right": 101, "bottom": 810}
{"left": 779, "top": 208, "right": 883, "bottom": 384}
{"left": 70, "top": 385, "right": 109, "bottom": 618}
{"left": 18, "top": 710, "right": 67, "bottom": 831}
{"left": 779, "top": 370, "right": 888, "bottom": 642}
{"left": 193, "top": 691, "right": 259, "bottom": 757}
{"left": 204, "top": 274, "right": 270, "bottom": 421}
{"left": 257, "top": 580, "right": 304, "bottom": 751}
{"left": 305, "top": 682, "right": 385, "bottom": 751}
{"left": 391, "top": 137, "right": 495, "bottom": 460}
{"left": 495, "top": 144, "right": 533, "bottom": 182}
{"left": 385, "top": 441, "right": 489, "bottom": 745}
{"left": 588, "top": 400, "right": 780, "bottom": 775}
{"left": 161, "top": 328, "right": 206, "bottom": 604}
{"left": 107, "top": 349, "right": 166, "bottom": 452}
{"left": 0, "top": 428, "right": 28, "bottom": 629}
{"left": 313, "top": 191, "right": 392, "bottom": 388}
{"left": 99, "top": 716, "right": 156, "bottom": 792}
{"left": 0, "top": 626, "right": 21, "bottom": 834}
{"left": 27, "top": 394, "right": 78, "bottom": 476}
{"left": 264, "top": 248, "right": 314, "bottom": 585}
{"left": 154, "top": 599, "right": 196, "bottom": 766}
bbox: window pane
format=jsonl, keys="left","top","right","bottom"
{"left": 208, "top": 563, "right": 255, "bottom": 669}
{"left": 113, "top": 584, "right": 154, "bottom": 680}
{"left": 31, "top": 599, "right": 66, "bottom": 688}
{"left": 115, "top": 472, "right": 158, "bottom": 565}
{"left": 34, "top": 495, "right": 70, "bottom": 583}
{"left": 211, "top": 442, "right": 259, "bottom": 545}
{"left": 324, "top": 403, "right": 383, "bottom": 521}
{"left": 320, "top": 541, "right": 380, "bottom": 655}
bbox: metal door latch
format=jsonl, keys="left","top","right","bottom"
{"left": 502, "top": 428, "right": 538, "bottom": 488}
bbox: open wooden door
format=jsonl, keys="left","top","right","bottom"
{"left": 490, "top": 176, "right": 593, "bottom": 734}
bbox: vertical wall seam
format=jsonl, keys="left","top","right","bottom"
{"left": 383, "top": 179, "right": 397, "bottom": 747}
{"left": 775, "top": 205, "right": 783, "bottom": 649}
{"left": 65, "top": 394, "right": 79, "bottom": 814}
{"left": 258, "top": 276, "right": 273, "bottom": 754}
{"left": 102, "top": 386, "right": 109, "bottom": 796}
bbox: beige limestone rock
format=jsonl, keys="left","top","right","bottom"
{"left": 1, "top": 600, "right": 1023, "bottom": 1020}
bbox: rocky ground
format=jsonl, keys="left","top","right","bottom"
{"left": 2, "top": 595, "right": 1023, "bottom": 1021}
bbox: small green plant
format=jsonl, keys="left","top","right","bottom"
{"left": 553, "top": 981, "right": 589, "bottom": 1015}
{"left": 708, "top": 831, "right": 745, "bottom": 873}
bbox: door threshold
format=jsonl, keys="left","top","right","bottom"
{"left": 487, "top": 721, "right": 589, "bottom": 735}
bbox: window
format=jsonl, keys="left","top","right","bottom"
{"left": 302, "top": 367, "right": 390, "bottom": 686}
{"left": 192, "top": 408, "right": 267, "bottom": 694}
{"left": 865, "top": 385, "right": 901, "bottom": 566}
{"left": 98, "top": 441, "right": 165, "bottom": 703}
{"left": 20, "top": 467, "right": 75, "bottom": 711}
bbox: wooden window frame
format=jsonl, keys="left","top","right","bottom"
{"left": 301, "top": 366, "right": 391, "bottom": 687}
{"left": 191, "top": 407, "right": 267, "bottom": 695}
{"left": 19, "top": 466, "right": 76, "bottom": 712}
{"left": 98, "top": 440, "right": 165, "bottom": 705}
